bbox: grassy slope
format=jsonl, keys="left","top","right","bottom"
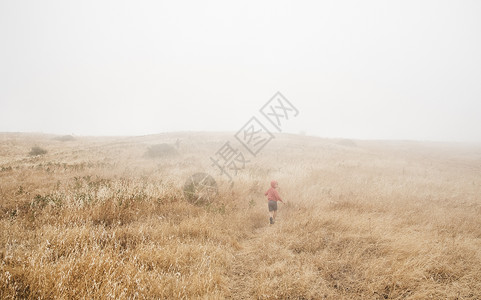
{"left": 0, "top": 132, "right": 480, "bottom": 299}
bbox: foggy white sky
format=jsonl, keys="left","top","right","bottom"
{"left": 1, "top": 0, "right": 480, "bottom": 142}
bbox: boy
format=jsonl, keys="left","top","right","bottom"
{"left": 264, "top": 180, "right": 284, "bottom": 224}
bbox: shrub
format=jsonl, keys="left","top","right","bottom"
{"left": 337, "top": 139, "right": 357, "bottom": 147}
{"left": 54, "top": 135, "right": 75, "bottom": 142}
{"left": 29, "top": 146, "right": 47, "bottom": 156}
{"left": 144, "top": 143, "right": 177, "bottom": 158}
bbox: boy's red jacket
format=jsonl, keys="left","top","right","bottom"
{"left": 265, "top": 181, "right": 282, "bottom": 202}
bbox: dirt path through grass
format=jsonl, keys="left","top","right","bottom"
{"left": 227, "top": 222, "right": 273, "bottom": 299}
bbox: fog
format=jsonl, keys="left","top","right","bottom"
{"left": 1, "top": 0, "right": 480, "bottom": 142}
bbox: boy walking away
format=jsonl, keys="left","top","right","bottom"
{"left": 265, "top": 180, "right": 284, "bottom": 224}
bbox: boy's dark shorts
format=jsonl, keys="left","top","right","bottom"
{"left": 268, "top": 200, "right": 278, "bottom": 212}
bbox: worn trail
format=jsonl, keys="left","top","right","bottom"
{"left": 227, "top": 223, "right": 273, "bottom": 299}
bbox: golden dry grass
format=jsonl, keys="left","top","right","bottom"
{"left": 1, "top": 132, "right": 481, "bottom": 299}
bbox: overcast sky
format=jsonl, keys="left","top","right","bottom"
{"left": 1, "top": 0, "right": 480, "bottom": 142}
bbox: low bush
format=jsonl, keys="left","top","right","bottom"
{"left": 144, "top": 143, "right": 177, "bottom": 158}
{"left": 29, "top": 146, "right": 47, "bottom": 156}
{"left": 54, "top": 135, "right": 75, "bottom": 142}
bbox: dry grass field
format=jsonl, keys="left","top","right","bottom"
{"left": 1, "top": 132, "right": 481, "bottom": 299}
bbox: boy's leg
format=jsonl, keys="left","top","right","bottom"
{"left": 268, "top": 201, "right": 274, "bottom": 224}
{"left": 273, "top": 210, "right": 277, "bottom": 220}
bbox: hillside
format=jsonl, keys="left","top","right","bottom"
{"left": 1, "top": 132, "right": 481, "bottom": 299}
